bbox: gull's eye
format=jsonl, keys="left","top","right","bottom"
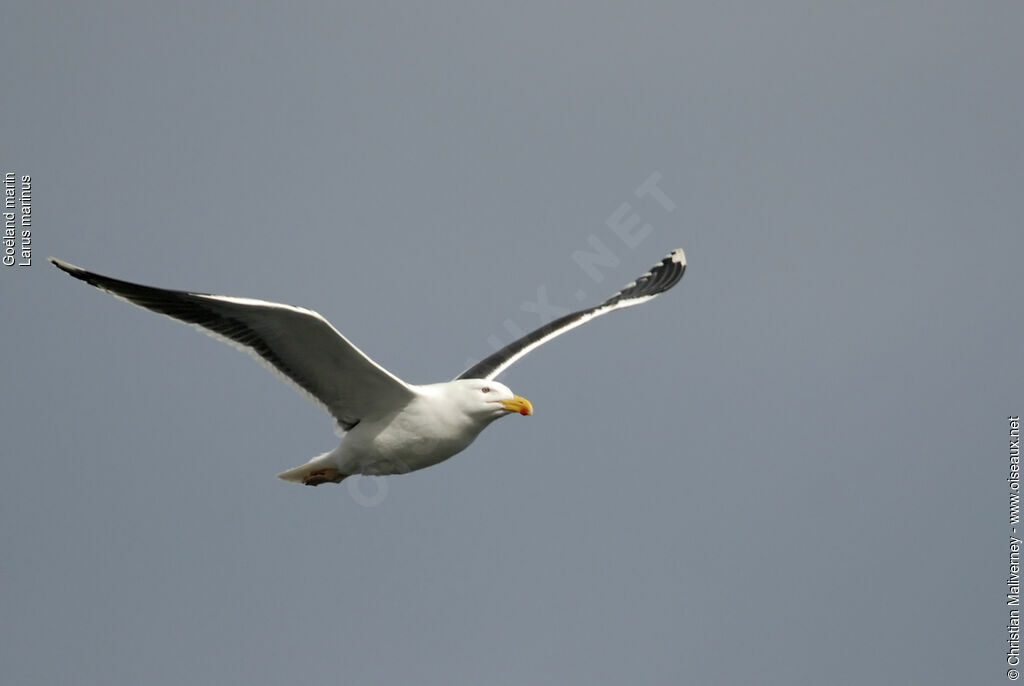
{"left": 481, "top": 386, "right": 491, "bottom": 393}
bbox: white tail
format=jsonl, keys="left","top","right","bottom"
{"left": 276, "top": 452, "right": 348, "bottom": 486}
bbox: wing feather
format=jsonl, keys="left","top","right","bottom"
{"left": 456, "top": 249, "right": 686, "bottom": 381}
{"left": 49, "top": 258, "right": 414, "bottom": 432}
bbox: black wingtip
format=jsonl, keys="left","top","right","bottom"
{"left": 49, "top": 256, "right": 83, "bottom": 276}
{"left": 610, "top": 248, "right": 687, "bottom": 303}
{"left": 49, "top": 257, "right": 103, "bottom": 289}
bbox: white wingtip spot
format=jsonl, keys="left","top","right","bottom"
{"left": 49, "top": 257, "right": 82, "bottom": 274}
{"left": 670, "top": 248, "right": 686, "bottom": 265}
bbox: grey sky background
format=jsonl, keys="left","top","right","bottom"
{"left": 2, "top": 3, "right": 1021, "bottom": 684}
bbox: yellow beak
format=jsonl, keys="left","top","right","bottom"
{"left": 501, "top": 395, "right": 533, "bottom": 416}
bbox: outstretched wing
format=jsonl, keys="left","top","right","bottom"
{"left": 50, "top": 258, "right": 415, "bottom": 432}
{"left": 456, "top": 248, "right": 686, "bottom": 381}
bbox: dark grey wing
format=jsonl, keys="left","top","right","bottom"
{"left": 456, "top": 249, "right": 686, "bottom": 381}
{"left": 50, "top": 258, "right": 415, "bottom": 432}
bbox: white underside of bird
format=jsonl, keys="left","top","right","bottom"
{"left": 50, "top": 249, "right": 685, "bottom": 487}
{"left": 277, "top": 380, "right": 532, "bottom": 485}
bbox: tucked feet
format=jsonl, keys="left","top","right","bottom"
{"left": 302, "top": 468, "right": 348, "bottom": 486}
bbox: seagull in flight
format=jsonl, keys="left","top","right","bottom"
{"left": 50, "top": 249, "right": 686, "bottom": 486}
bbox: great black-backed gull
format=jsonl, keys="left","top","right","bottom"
{"left": 50, "top": 249, "right": 686, "bottom": 486}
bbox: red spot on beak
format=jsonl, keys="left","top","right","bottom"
{"left": 519, "top": 407, "right": 530, "bottom": 416}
